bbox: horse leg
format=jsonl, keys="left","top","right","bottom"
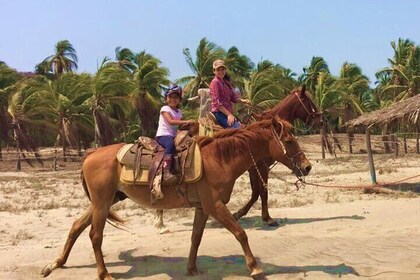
{"left": 154, "top": 209, "right": 169, "bottom": 234}
{"left": 41, "top": 206, "right": 93, "bottom": 277}
{"left": 89, "top": 193, "right": 117, "bottom": 280}
{"left": 205, "top": 201, "right": 266, "bottom": 279}
{"left": 232, "top": 168, "right": 260, "bottom": 221}
{"left": 255, "top": 164, "right": 278, "bottom": 226}
{"left": 187, "top": 207, "right": 209, "bottom": 275}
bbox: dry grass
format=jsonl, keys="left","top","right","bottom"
{"left": 11, "top": 230, "right": 34, "bottom": 246}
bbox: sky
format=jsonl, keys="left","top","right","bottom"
{"left": 1, "top": 0, "right": 420, "bottom": 84}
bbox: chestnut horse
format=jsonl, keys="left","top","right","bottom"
{"left": 41, "top": 117, "right": 311, "bottom": 280}
{"left": 156, "top": 86, "right": 322, "bottom": 229}
{"left": 233, "top": 86, "right": 321, "bottom": 225}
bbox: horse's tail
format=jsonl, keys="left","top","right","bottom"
{"left": 80, "top": 149, "right": 96, "bottom": 201}
{"left": 81, "top": 169, "right": 91, "bottom": 201}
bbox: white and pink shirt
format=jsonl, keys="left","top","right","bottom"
{"left": 156, "top": 105, "right": 183, "bottom": 137}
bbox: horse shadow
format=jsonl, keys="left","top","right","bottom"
{"left": 197, "top": 214, "right": 365, "bottom": 230}
{"left": 71, "top": 251, "right": 359, "bottom": 279}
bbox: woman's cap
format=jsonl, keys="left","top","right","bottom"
{"left": 213, "top": 59, "right": 227, "bottom": 70}
{"left": 165, "top": 84, "right": 183, "bottom": 98}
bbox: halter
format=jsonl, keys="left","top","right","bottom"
{"left": 294, "top": 91, "right": 322, "bottom": 129}
{"left": 248, "top": 121, "right": 304, "bottom": 189}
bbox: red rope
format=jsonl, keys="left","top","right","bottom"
{"left": 298, "top": 174, "right": 420, "bottom": 190}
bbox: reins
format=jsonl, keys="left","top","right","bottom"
{"left": 248, "top": 121, "right": 304, "bottom": 190}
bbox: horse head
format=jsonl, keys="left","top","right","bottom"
{"left": 291, "top": 85, "right": 323, "bottom": 128}
{"left": 268, "top": 116, "right": 312, "bottom": 177}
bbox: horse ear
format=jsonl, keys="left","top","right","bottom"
{"left": 272, "top": 115, "right": 283, "bottom": 130}
{"left": 300, "top": 85, "right": 306, "bottom": 96}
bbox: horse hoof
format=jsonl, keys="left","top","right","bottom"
{"left": 159, "top": 228, "right": 170, "bottom": 234}
{"left": 251, "top": 272, "right": 267, "bottom": 280}
{"left": 187, "top": 268, "right": 202, "bottom": 276}
{"left": 232, "top": 212, "right": 242, "bottom": 221}
{"left": 40, "top": 264, "right": 54, "bottom": 277}
{"left": 265, "top": 218, "right": 279, "bottom": 227}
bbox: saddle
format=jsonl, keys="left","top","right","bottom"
{"left": 198, "top": 112, "right": 224, "bottom": 137}
{"left": 116, "top": 132, "right": 203, "bottom": 203}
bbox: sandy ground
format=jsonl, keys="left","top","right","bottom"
{"left": 1, "top": 134, "right": 420, "bottom": 280}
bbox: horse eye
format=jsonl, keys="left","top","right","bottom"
{"left": 285, "top": 140, "right": 293, "bottom": 145}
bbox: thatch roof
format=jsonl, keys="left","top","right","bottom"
{"left": 346, "top": 94, "right": 420, "bottom": 130}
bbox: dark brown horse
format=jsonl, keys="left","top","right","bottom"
{"left": 234, "top": 86, "right": 322, "bottom": 225}
{"left": 41, "top": 117, "right": 311, "bottom": 280}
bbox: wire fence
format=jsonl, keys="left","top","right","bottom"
{"left": 0, "top": 133, "right": 419, "bottom": 172}
{"left": 0, "top": 148, "right": 86, "bottom": 171}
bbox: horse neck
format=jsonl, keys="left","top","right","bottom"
{"left": 208, "top": 129, "right": 272, "bottom": 178}
{"left": 260, "top": 95, "right": 300, "bottom": 123}
{"left": 230, "top": 130, "right": 272, "bottom": 177}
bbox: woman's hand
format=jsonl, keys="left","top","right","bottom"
{"left": 241, "top": 98, "right": 252, "bottom": 106}
{"left": 227, "top": 114, "right": 236, "bottom": 126}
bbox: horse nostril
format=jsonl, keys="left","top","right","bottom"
{"left": 305, "top": 165, "right": 312, "bottom": 173}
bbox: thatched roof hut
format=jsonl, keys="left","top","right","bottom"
{"left": 345, "top": 94, "right": 420, "bottom": 184}
{"left": 346, "top": 94, "right": 420, "bottom": 131}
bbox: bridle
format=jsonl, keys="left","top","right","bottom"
{"left": 294, "top": 91, "right": 322, "bottom": 130}
{"left": 248, "top": 121, "right": 304, "bottom": 189}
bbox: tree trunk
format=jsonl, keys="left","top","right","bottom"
{"left": 403, "top": 134, "right": 407, "bottom": 154}
{"left": 393, "top": 134, "right": 399, "bottom": 158}
{"left": 382, "top": 126, "right": 392, "bottom": 153}
{"left": 61, "top": 119, "right": 67, "bottom": 162}
{"left": 320, "top": 115, "right": 329, "bottom": 159}
{"left": 93, "top": 109, "right": 99, "bottom": 149}
{"left": 347, "top": 130, "right": 354, "bottom": 154}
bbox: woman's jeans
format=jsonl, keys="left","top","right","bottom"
{"left": 156, "top": 135, "right": 175, "bottom": 155}
{"left": 213, "top": 111, "right": 241, "bottom": 129}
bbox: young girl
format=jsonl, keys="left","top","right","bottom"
{"left": 156, "top": 85, "right": 194, "bottom": 182}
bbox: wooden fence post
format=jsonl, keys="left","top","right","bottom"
{"left": 394, "top": 134, "right": 399, "bottom": 158}
{"left": 16, "top": 151, "right": 21, "bottom": 171}
{"left": 53, "top": 149, "right": 57, "bottom": 171}
{"left": 366, "top": 128, "right": 376, "bottom": 184}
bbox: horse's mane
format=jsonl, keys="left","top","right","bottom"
{"left": 196, "top": 119, "right": 292, "bottom": 162}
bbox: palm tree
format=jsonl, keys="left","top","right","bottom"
{"left": 0, "top": 63, "right": 22, "bottom": 157}
{"left": 131, "top": 51, "right": 170, "bottom": 137}
{"left": 101, "top": 47, "right": 136, "bottom": 73}
{"left": 90, "top": 64, "right": 134, "bottom": 147}
{"left": 299, "top": 56, "right": 330, "bottom": 93}
{"left": 19, "top": 73, "right": 93, "bottom": 159}
{"left": 333, "top": 62, "right": 370, "bottom": 153}
{"left": 177, "top": 38, "right": 225, "bottom": 97}
{"left": 335, "top": 62, "right": 370, "bottom": 121}
{"left": 7, "top": 76, "right": 57, "bottom": 166}
{"left": 243, "top": 61, "right": 295, "bottom": 107}
{"left": 377, "top": 38, "right": 420, "bottom": 101}
{"left": 224, "top": 46, "right": 254, "bottom": 91}
{"left": 312, "top": 71, "right": 341, "bottom": 158}
{"left": 42, "top": 40, "right": 78, "bottom": 78}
